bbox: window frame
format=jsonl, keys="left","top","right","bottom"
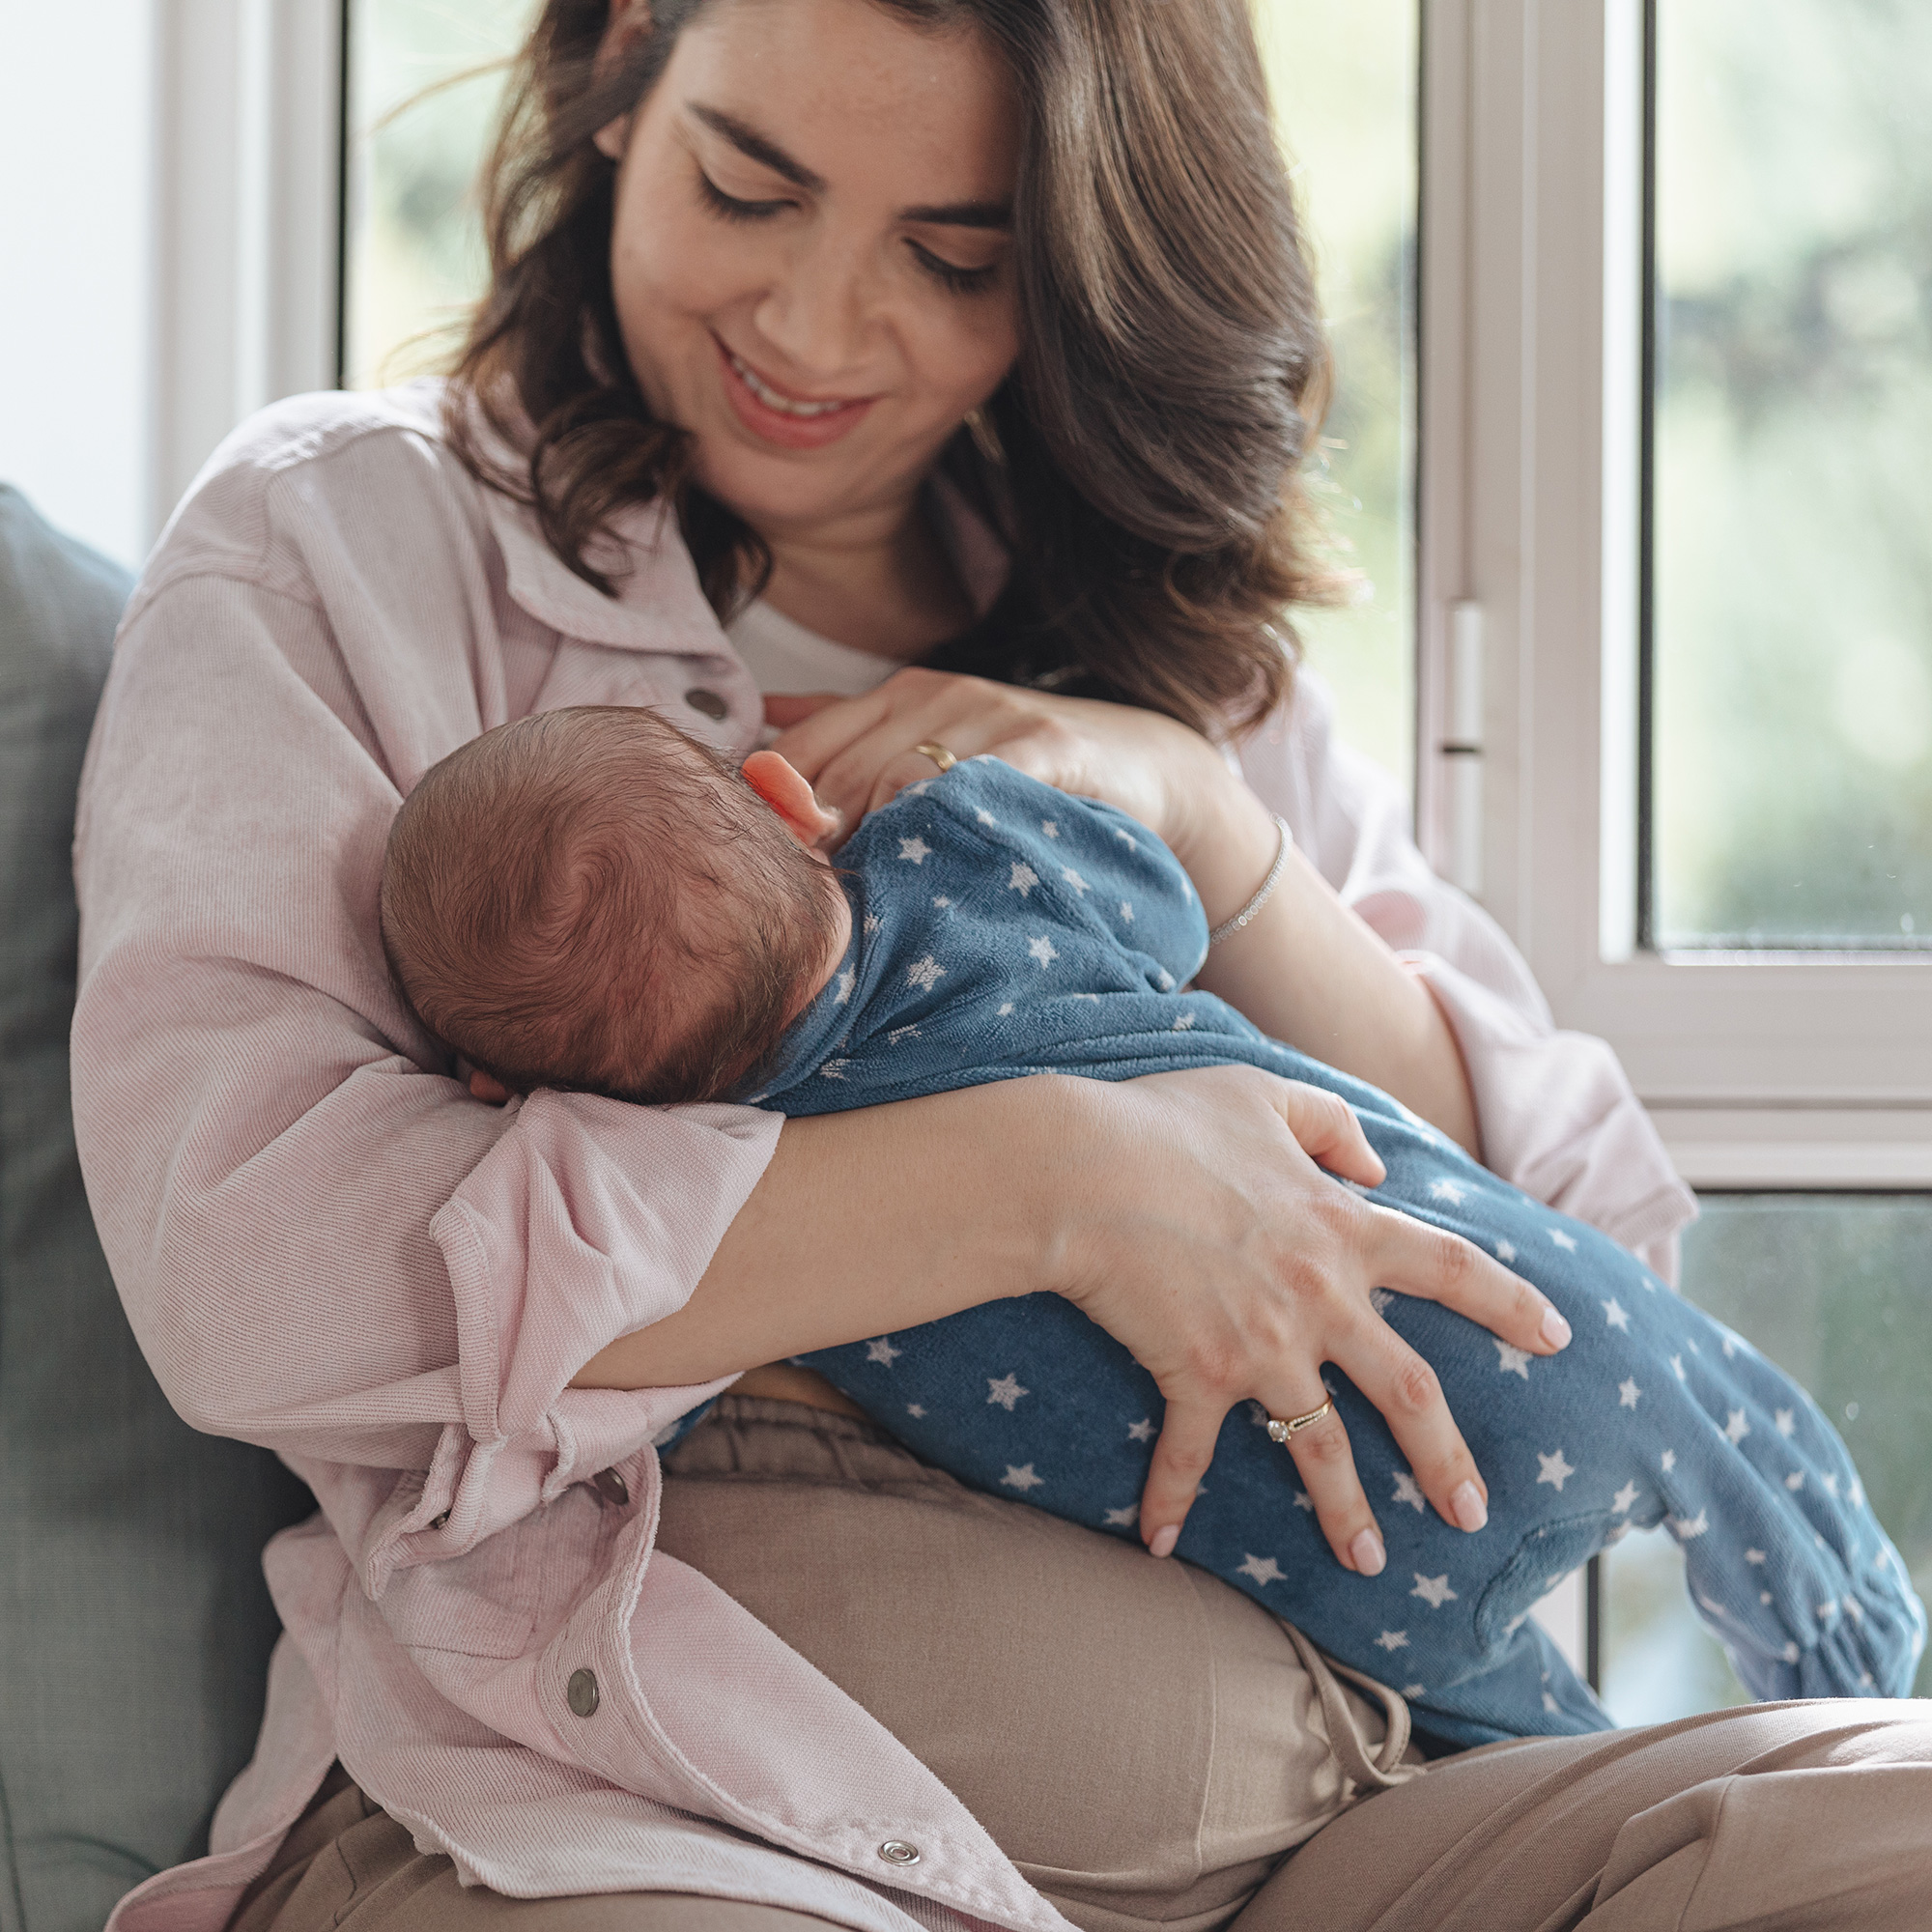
{"left": 1414, "top": 0, "right": 1932, "bottom": 1190}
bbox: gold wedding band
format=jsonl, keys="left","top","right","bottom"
{"left": 914, "top": 741, "right": 958, "bottom": 774}
{"left": 1265, "top": 1400, "right": 1334, "bottom": 1443}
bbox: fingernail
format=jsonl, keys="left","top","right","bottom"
{"left": 1451, "top": 1481, "right": 1489, "bottom": 1532}
{"left": 1542, "top": 1307, "right": 1574, "bottom": 1350}
{"left": 1350, "top": 1528, "right": 1386, "bottom": 1576}
{"left": 1149, "top": 1524, "right": 1179, "bottom": 1559}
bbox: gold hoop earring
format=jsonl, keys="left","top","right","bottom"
{"left": 963, "top": 406, "right": 1006, "bottom": 466}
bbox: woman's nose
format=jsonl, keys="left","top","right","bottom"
{"left": 753, "top": 234, "right": 877, "bottom": 384}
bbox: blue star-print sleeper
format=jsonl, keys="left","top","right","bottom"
{"left": 725, "top": 757, "right": 1923, "bottom": 1747}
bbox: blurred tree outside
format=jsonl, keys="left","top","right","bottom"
{"left": 1652, "top": 0, "right": 1932, "bottom": 946}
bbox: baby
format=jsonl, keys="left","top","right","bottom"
{"left": 382, "top": 704, "right": 1925, "bottom": 1747}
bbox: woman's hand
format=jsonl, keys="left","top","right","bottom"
{"left": 765, "top": 669, "right": 1263, "bottom": 906}
{"left": 1041, "top": 1067, "right": 1569, "bottom": 1574}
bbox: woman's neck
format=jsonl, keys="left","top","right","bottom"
{"left": 756, "top": 492, "right": 973, "bottom": 661}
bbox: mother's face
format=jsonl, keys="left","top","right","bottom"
{"left": 597, "top": 0, "right": 1022, "bottom": 543}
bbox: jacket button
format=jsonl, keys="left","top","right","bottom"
{"left": 592, "top": 1466, "right": 630, "bottom": 1507}
{"left": 684, "top": 688, "right": 728, "bottom": 721}
{"left": 877, "top": 1841, "right": 921, "bottom": 1866}
{"left": 567, "top": 1668, "right": 600, "bottom": 1719}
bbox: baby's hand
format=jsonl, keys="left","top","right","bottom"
{"left": 468, "top": 1067, "right": 511, "bottom": 1106}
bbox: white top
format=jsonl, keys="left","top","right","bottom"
{"left": 726, "top": 596, "right": 908, "bottom": 698}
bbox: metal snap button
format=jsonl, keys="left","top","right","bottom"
{"left": 567, "top": 1668, "right": 601, "bottom": 1719}
{"left": 592, "top": 1466, "right": 631, "bottom": 1507}
{"left": 683, "top": 688, "right": 728, "bottom": 721}
{"left": 877, "top": 1841, "right": 921, "bottom": 1867}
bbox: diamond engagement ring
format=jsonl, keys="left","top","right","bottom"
{"left": 1264, "top": 1400, "right": 1334, "bottom": 1442}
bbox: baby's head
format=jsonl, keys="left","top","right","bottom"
{"left": 381, "top": 706, "right": 849, "bottom": 1106}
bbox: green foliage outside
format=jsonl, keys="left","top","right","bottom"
{"left": 1652, "top": 0, "right": 1932, "bottom": 945}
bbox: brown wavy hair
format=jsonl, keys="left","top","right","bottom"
{"left": 447, "top": 0, "right": 1340, "bottom": 736}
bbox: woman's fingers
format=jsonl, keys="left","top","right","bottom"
{"left": 1330, "top": 1312, "right": 1491, "bottom": 1536}
{"left": 1368, "top": 1203, "right": 1573, "bottom": 1359}
{"left": 1138, "top": 1392, "right": 1231, "bottom": 1556}
{"left": 1269, "top": 1081, "right": 1386, "bottom": 1189}
{"left": 1276, "top": 1399, "right": 1387, "bottom": 1576}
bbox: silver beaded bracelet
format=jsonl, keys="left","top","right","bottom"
{"left": 1207, "top": 815, "right": 1293, "bottom": 948}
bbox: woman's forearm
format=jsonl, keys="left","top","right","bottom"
{"left": 1179, "top": 782, "right": 1480, "bottom": 1155}
{"left": 571, "top": 1080, "right": 1067, "bottom": 1390}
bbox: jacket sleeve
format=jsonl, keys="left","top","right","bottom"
{"left": 1234, "top": 674, "right": 1696, "bottom": 1283}
{"left": 71, "top": 540, "right": 777, "bottom": 1567}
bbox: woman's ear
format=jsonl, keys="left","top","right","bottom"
{"left": 743, "top": 751, "right": 842, "bottom": 851}
{"left": 592, "top": 1, "right": 653, "bottom": 159}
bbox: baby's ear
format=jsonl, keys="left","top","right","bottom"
{"left": 743, "top": 751, "right": 842, "bottom": 851}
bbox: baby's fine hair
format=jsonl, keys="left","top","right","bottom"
{"left": 380, "top": 706, "right": 842, "bottom": 1105}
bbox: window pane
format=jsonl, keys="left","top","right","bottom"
{"left": 1648, "top": 0, "right": 1932, "bottom": 948}
{"left": 1260, "top": 4, "right": 1419, "bottom": 793}
{"left": 1600, "top": 1195, "right": 1932, "bottom": 1725}
{"left": 341, "top": 0, "right": 538, "bottom": 391}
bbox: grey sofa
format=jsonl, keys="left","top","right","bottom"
{"left": 0, "top": 485, "right": 314, "bottom": 1932}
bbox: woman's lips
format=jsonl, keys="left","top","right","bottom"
{"left": 715, "top": 337, "right": 876, "bottom": 450}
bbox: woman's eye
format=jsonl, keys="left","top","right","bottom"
{"left": 696, "top": 171, "right": 791, "bottom": 223}
{"left": 909, "top": 242, "right": 1001, "bottom": 298}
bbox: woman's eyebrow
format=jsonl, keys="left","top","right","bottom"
{"left": 686, "top": 103, "right": 1010, "bottom": 231}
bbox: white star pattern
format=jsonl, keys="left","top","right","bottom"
{"left": 1009, "top": 863, "right": 1038, "bottom": 897}
{"left": 906, "top": 955, "right": 946, "bottom": 994}
{"left": 865, "top": 1337, "right": 901, "bottom": 1367}
{"left": 835, "top": 969, "right": 856, "bottom": 1006}
{"left": 932, "top": 895, "right": 952, "bottom": 908}
{"left": 1392, "top": 1470, "right": 1428, "bottom": 1513}
{"left": 986, "top": 1374, "right": 1030, "bottom": 1410}
{"left": 1549, "top": 1229, "right": 1578, "bottom": 1252}
{"left": 1543, "top": 1691, "right": 1562, "bottom": 1715}
{"left": 1115, "top": 827, "right": 1139, "bottom": 851}
{"left": 818, "top": 1058, "right": 851, "bottom": 1080}
{"left": 898, "top": 837, "right": 931, "bottom": 865}
{"left": 1429, "top": 1178, "right": 1467, "bottom": 1206}
{"left": 1172, "top": 1014, "right": 1196, "bottom": 1032}
{"left": 998, "top": 1002, "right": 1014, "bottom": 1016}
{"left": 1536, "top": 1449, "right": 1576, "bottom": 1492}
{"left": 1668, "top": 1510, "right": 1710, "bottom": 1541}
{"left": 1237, "top": 1554, "right": 1286, "bottom": 1587}
{"left": 1786, "top": 1471, "right": 1805, "bottom": 1492}
{"left": 1120, "top": 901, "right": 1135, "bottom": 923}
{"left": 1604, "top": 1298, "right": 1631, "bottom": 1332}
{"left": 1817, "top": 1600, "right": 1838, "bottom": 1621}
{"left": 976, "top": 809, "right": 998, "bottom": 826}
{"left": 1411, "top": 1573, "right": 1459, "bottom": 1608}
{"left": 888, "top": 1025, "right": 923, "bottom": 1046}
{"left": 1721, "top": 1334, "right": 1738, "bottom": 1358}
{"left": 1293, "top": 1491, "right": 1315, "bottom": 1511}
{"left": 1782, "top": 1641, "right": 1802, "bottom": 1662}
{"left": 1001, "top": 1463, "right": 1044, "bottom": 1492}
{"left": 1495, "top": 1341, "right": 1532, "bottom": 1379}
{"left": 1619, "top": 1378, "right": 1642, "bottom": 1409}
{"left": 1104, "top": 1505, "right": 1140, "bottom": 1528}
{"left": 1128, "top": 1417, "right": 1156, "bottom": 1443}
{"left": 1402, "top": 1684, "right": 1427, "bottom": 1698}
{"left": 1662, "top": 1449, "right": 1677, "bottom": 1473}
{"left": 1776, "top": 1408, "right": 1797, "bottom": 1437}
{"left": 1612, "top": 1480, "right": 1640, "bottom": 1514}
{"left": 1495, "top": 1238, "right": 1517, "bottom": 1263}
{"left": 1746, "top": 1548, "right": 1767, "bottom": 1565}
{"left": 1371, "top": 1287, "right": 1396, "bottom": 1316}
{"left": 905, "top": 781, "right": 931, "bottom": 797}
{"left": 1374, "top": 1631, "right": 1409, "bottom": 1653}
{"left": 1028, "top": 935, "right": 1060, "bottom": 969}
{"left": 1723, "top": 1408, "right": 1751, "bottom": 1445}
{"left": 906, "top": 1404, "right": 925, "bottom": 1418}
{"left": 1671, "top": 1354, "right": 1687, "bottom": 1381}
{"left": 864, "top": 912, "right": 882, "bottom": 934}
{"left": 1060, "top": 867, "right": 1090, "bottom": 895}
{"left": 1822, "top": 1471, "right": 1839, "bottom": 1498}
{"left": 1040, "top": 819, "right": 1059, "bottom": 838}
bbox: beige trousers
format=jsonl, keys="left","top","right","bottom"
{"left": 233, "top": 1399, "right": 1932, "bottom": 1932}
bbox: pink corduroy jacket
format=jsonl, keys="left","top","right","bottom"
{"left": 71, "top": 384, "right": 1694, "bottom": 1932}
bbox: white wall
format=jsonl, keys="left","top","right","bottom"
{"left": 0, "top": 0, "right": 157, "bottom": 570}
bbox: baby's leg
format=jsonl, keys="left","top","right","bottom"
{"left": 799, "top": 1097, "right": 1922, "bottom": 1747}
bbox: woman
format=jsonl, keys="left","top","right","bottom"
{"left": 72, "top": 1, "right": 1929, "bottom": 1929}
